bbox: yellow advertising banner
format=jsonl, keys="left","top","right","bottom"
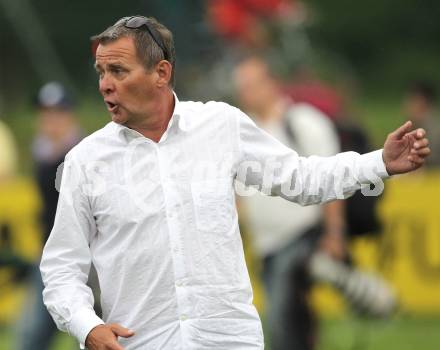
{"left": 0, "top": 177, "right": 41, "bottom": 323}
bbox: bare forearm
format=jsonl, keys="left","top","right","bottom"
{"left": 320, "top": 200, "right": 347, "bottom": 260}
{"left": 322, "top": 200, "right": 346, "bottom": 235}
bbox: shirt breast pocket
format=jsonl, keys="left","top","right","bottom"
{"left": 191, "top": 178, "right": 234, "bottom": 236}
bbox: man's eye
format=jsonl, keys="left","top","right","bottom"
{"left": 112, "top": 68, "right": 124, "bottom": 74}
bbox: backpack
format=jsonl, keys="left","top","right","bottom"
{"left": 336, "top": 121, "right": 382, "bottom": 236}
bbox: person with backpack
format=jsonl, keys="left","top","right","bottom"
{"left": 234, "top": 55, "right": 396, "bottom": 350}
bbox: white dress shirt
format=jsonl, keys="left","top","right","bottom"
{"left": 40, "top": 95, "right": 389, "bottom": 349}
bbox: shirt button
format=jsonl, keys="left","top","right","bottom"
{"left": 176, "top": 280, "right": 182, "bottom": 287}
{"left": 180, "top": 314, "right": 187, "bottom": 321}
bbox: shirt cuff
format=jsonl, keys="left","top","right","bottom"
{"left": 68, "top": 307, "right": 104, "bottom": 348}
{"left": 357, "top": 149, "right": 390, "bottom": 183}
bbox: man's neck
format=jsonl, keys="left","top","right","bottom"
{"left": 127, "top": 89, "right": 175, "bottom": 142}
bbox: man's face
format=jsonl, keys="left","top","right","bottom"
{"left": 95, "top": 36, "right": 158, "bottom": 126}
{"left": 233, "top": 58, "right": 278, "bottom": 117}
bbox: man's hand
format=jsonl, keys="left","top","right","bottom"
{"left": 85, "top": 323, "right": 135, "bottom": 350}
{"left": 383, "top": 121, "right": 431, "bottom": 175}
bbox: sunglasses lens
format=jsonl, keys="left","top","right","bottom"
{"left": 126, "top": 16, "right": 148, "bottom": 29}
{"left": 115, "top": 16, "right": 131, "bottom": 26}
{"left": 124, "top": 16, "right": 168, "bottom": 60}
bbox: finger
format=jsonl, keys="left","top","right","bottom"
{"left": 407, "top": 154, "right": 426, "bottom": 164}
{"left": 411, "top": 145, "right": 430, "bottom": 155}
{"left": 406, "top": 128, "right": 427, "bottom": 140}
{"left": 110, "top": 324, "right": 135, "bottom": 338}
{"left": 415, "top": 147, "right": 431, "bottom": 157}
{"left": 413, "top": 138, "right": 429, "bottom": 149}
{"left": 416, "top": 128, "right": 426, "bottom": 139}
{"left": 390, "top": 120, "right": 413, "bottom": 140}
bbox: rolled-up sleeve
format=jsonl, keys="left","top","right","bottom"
{"left": 40, "top": 151, "right": 104, "bottom": 347}
{"left": 234, "top": 107, "right": 389, "bottom": 205}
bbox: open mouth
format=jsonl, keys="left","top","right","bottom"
{"left": 105, "top": 101, "right": 119, "bottom": 113}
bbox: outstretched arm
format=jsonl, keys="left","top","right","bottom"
{"left": 235, "top": 109, "right": 430, "bottom": 205}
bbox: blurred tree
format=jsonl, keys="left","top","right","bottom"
{"left": 307, "top": 0, "right": 440, "bottom": 92}
{"left": 0, "top": 0, "right": 214, "bottom": 104}
{"left": 1, "top": 0, "right": 439, "bottom": 102}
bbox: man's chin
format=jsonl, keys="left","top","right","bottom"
{"left": 111, "top": 112, "right": 126, "bottom": 124}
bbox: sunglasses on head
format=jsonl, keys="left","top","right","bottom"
{"left": 123, "top": 16, "right": 169, "bottom": 60}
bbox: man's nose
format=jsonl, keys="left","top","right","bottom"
{"left": 99, "top": 74, "right": 115, "bottom": 96}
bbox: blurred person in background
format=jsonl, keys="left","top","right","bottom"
{"left": 39, "top": 15, "right": 430, "bottom": 350}
{"left": 234, "top": 56, "right": 397, "bottom": 350}
{"left": 208, "top": 0, "right": 385, "bottom": 243}
{"left": 234, "top": 55, "right": 345, "bottom": 350}
{"left": 284, "top": 67, "right": 384, "bottom": 238}
{"left": 404, "top": 81, "right": 440, "bottom": 167}
{"left": 15, "top": 81, "right": 83, "bottom": 350}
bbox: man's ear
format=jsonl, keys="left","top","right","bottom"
{"left": 156, "top": 60, "right": 172, "bottom": 87}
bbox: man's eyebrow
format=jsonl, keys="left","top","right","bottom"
{"left": 108, "top": 62, "right": 125, "bottom": 69}
{"left": 93, "top": 61, "right": 125, "bottom": 72}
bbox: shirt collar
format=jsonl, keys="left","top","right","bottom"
{"left": 113, "top": 91, "right": 187, "bottom": 141}
{"left": 172, "top": 92, "right": 188, "bottom": 132}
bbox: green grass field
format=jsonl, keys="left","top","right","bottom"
{"left": 317, "top": 317, "right": 440, "bottom": 350}
{"left": 1, "top": 316, "right": 439, "bottom": 349}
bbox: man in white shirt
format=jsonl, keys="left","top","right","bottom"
{"left": 40, "top": 16, "right": 431, "bottom": 350}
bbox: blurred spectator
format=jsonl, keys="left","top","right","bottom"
{"left": 404, "top": 81, "right": 440, "bottom": 167}
{"left": 233, "top": 56, "right": 397, "bottom": 350}
{"left": 15, "top": 82, "right": 83, "bottom": 350}
{"left": 32, "top": 82, "right": 83, "bottom": 236}
{"left": 234, "top": 55, "right": 345, "bottom": 350}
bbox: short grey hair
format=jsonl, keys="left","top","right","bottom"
{"left": 91, "top": 16, "right": 176, "bottom": 87}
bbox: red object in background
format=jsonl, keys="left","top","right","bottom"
{"left": 208, "top": 0, "right": 290, "bottom": 41}
{"left": 208, "top": 1, "right": 252, "bottom": 40}
{"left": 284, "top": 81, "right": 343, "bottom": 120}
